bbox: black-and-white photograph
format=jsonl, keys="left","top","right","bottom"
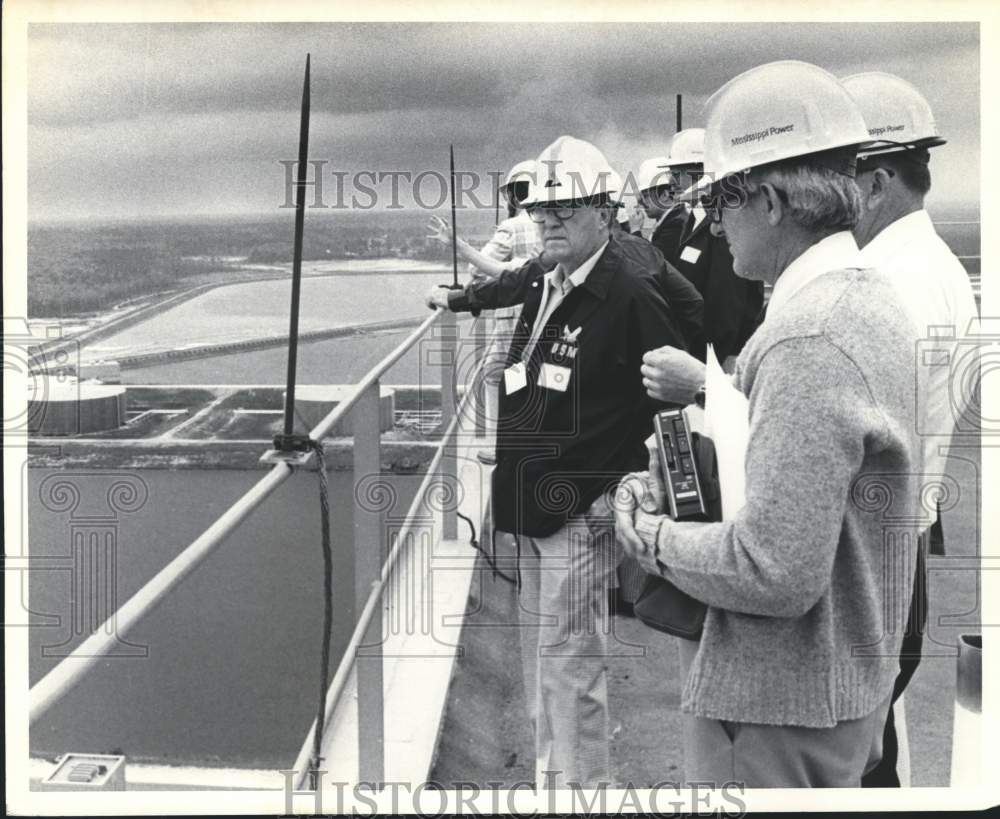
{"left": 4, "top": 2, "right": 995, "bottom": 815}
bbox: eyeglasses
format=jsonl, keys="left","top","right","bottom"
{"left": 526, "top": 204, "right": 585, "bottom": 223}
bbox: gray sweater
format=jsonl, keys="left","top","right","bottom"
{"left": 637, "top": 267, "right": 921, "bottom": 727}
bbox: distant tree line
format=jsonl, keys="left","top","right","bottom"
{"left": 28, "top": 244, "right": 223, "bottom": 317}
{"left": 28, "top": 210, "right": 498, "bottom": 318}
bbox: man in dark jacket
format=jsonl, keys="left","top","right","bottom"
{"left": 426, "top": 135, "right": 689, "bottom": 788}
{"left": 661, "top": 129, "right": 764, "bottom": 367}
{"left": 636, "top": 154, "right": 689, "bottom": 263}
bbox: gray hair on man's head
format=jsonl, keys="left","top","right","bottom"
{"left": 745, "top": 159, "right": 863, "bottom": 231}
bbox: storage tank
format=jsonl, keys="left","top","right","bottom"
{"left": 28, "top": 376, "right": 127, "bottom": 436}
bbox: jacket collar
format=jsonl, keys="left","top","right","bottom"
{"left": 573, "top": 232, "right": 620, "bottom": 302}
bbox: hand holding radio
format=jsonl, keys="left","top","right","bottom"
{"left": 626, "top": 405, "right": 715, "bottom": 640}
{"left": 643, "top": 435, "right": 667, "bottom": 512}
{"left": 613, "top": 472, "right": 658, "bottom": 568}
{"left": 641, "top": 345, "right": 705, "bottom": 404}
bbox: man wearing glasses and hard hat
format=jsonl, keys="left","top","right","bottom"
{"left": 617, "top": 61, "right": 923, "bottom": 787}
{"left": 657, "top": 128, "right": 764, "bottom": 370}
{"left": 841, "top": 71, "right": 980, "bottom": 788}
{"left": 636, "top": 153, "right": 689, "bottom": 252}
{"left": 427, "top": 135, "right": 689, "bottom": 788}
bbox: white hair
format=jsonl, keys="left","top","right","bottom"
{"left": 746, "top": 161, "right": 862, "bottom": 231}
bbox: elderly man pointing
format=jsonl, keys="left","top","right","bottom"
{"left": 618, "top": 61, "right": 923, "bottom": 788}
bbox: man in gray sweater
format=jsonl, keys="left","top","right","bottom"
{"left": 617, "top": 61, "right": 923, "bottom": 787}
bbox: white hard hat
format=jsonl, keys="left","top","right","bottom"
{"left": 522, "top": 135, "right": 621, "bottom": 206}
{"left": 503, "top": 159, "right": 538, "bottom": 189}
{"left": 840, "top": 72, "right": 946, "bottom": 156}
{"left": 667, "top": 128, "right": 706, "bottom": 168}
{"left": 700, "top": 60, "right": 870, "bottom": 181}
{"left": 637, "top": 156, "right": 674, "bottom": 192}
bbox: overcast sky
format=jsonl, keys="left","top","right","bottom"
{"left": 27, "top": 22, "right": 980, "bottom": 221}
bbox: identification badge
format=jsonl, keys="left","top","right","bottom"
{"left": 680, "top": 245, "right": 702, "bottom": 264}
{"left": 504, "top": 362, "right": 527, "bottom": 395}
{"left": 538, "top": 362, "right": 571, "bottom": 392}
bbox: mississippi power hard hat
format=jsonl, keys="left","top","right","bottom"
{"left": 698, "top": 60, "right": 870, "bottom": 183}
{"left": 667, "top": 128, "right": 706, "bottom": 168}
{"left": 522, "top": 135, "right": 621, "bottom": 206}
{"left": 637, "top": 156, "right": 673, "bottom": 192}
{"left": 840, "top": 72, "right": 947, "bottom": 157}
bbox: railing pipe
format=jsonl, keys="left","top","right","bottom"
{"left": 290, "top": 407, "right": 465, "bottom": 789}
{"left": 310, "top": 311, "right": 442, "bottom": 442}
{"left": 289, "top": 321, "right": 495, "bottom": 788}
{"left": 29, "top": 464, "right": 292, "bottom": 722}
{"left": 29, "top": 309, "right": 445, "bottom": 723}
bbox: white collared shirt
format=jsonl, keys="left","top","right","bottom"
{"left": 858, "top": 209, "right": 979, "bottom": 490}
{"left": 522, "top": 239, "right": 609, "bottom": 362}
{"left": 858, "top": 209, "right": 977, "bottom": 340}
{"left": 689, "top": 205, "right": 706, "bottom": 234}
{"left": 764, "top": 231, "right": 863, "bottom": 321}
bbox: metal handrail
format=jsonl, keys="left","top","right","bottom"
{"left": 289, "top": 314, "right": 505, "bottom": 787}
{"left": 28, "top": 309, "right": 448, "bottom": 723}
{"left": 289, "top": 410, "right": 458, "bottom": 787}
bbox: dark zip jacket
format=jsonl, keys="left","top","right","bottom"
{"left": 654, "top": 207, "right": 764, "bottom": 362}
{"left": 447, "top": 231, "right": 691, "bottom": 536}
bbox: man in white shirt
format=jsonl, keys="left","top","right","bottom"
{"left": 843, "top": 71, "right": 980, "bottom": 788}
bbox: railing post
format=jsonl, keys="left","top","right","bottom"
{"left": 352, "top": 381, "right": 384, "bottom": 785}
{"left": 474, "top": 315, "right": 487, "bottom": 438}
{"left": 440, "top": 311, "right": 458, "bottom": 540}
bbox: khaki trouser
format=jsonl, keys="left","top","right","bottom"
{"left": 506, "top": 494, "right": 622, "bottom": 789}
{"left": 677, "top": 637, "right": 892, "bottom": 787}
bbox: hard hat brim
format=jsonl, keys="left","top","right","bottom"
{"left": 856, "top": 136, "right": 948, "bottom": 158}
{"left": 520, "top": 192, "right": 623, "bottom": 208}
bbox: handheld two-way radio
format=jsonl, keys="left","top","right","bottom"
{"left": 636, "top": 402, "right": 714, "bottom": 640}
{"left": 652, "top": 407, "right": 708, "bottom": 521}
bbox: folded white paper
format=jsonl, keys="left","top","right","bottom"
{"left": 703, "top": 343, "right": 750, "bottom": 520}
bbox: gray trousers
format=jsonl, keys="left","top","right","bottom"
{"left": 509, "top": 494, "right": 622, "bottom": 789}
{"left": 678, "top": 636, "right": 893, "bottom": 787}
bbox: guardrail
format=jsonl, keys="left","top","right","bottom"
{"left": 28, "top": 305, "right": 502, "bottom": 788}
{"left": 28, "top": 309, "right": 462, "bottom": 709}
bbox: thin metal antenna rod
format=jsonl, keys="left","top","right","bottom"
{"left": 282, "top": 54, "right": 311, "bottom": 438}
{"left": 449, "top": 145, "right": 459, "bottom": 288}
{"left": 494, "top": 169, "right": 501, "bottom": 226}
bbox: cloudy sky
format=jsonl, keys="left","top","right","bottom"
{"left": 26, "top": 21, "right": 979, "bottom": 221}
